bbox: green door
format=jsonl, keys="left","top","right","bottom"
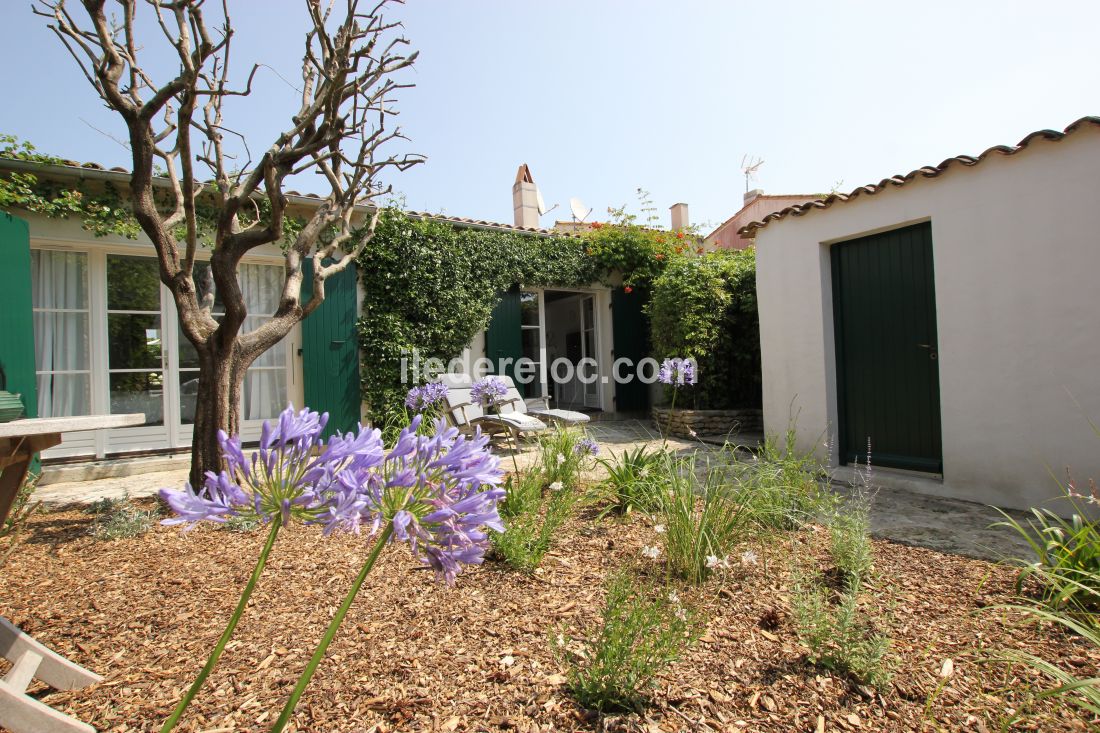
{"left": 301, "top": 260, "right": 360, "bottom": 438}
{"left": 0, "top": 213, "right": 37, "bottom": 419}
{"left": 831, "top": 222, "right": 942, "bottom": 472}
{"left": 485, "top": 286, "right": 524, "bottom": 392}
{"left": 611, "top": 286, "right": 650, "bottom": 412}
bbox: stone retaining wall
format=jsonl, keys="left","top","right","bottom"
{"left": 650, "top": 407, "right": 763, "bottom": 438}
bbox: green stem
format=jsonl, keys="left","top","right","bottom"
{"left": 270, "top": 524, "right": 394, "bottom": 732}
{"left": 161, "top": 516, "right": 282, "bottom": 732}
{"left": 663, "top": 387, "right": 678, "bottom": 450}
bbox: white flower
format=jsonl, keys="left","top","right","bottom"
{"left": 668, "top": 590, "right": 681, "bottom": 604}
{"left": 549, "top": 481, "right": 564, "bottom": 492}
{"left": 674, "top": 606, "right": 688, "bottom": 622}
{"left": 688, "top": 428, "right": 697, "bottom": 438}
{"left": 705, "top": 554, "right": 731, "bottom": 570}
{"left": 641, "top": 545, "right": 661, "bottom": 560}
{"left": 741, "top": 550, "right": 758, "bottom": 566}
{"left": 653, "top": 523, "right": 666, "bottom": 534}
{"left": 556, "top": 453, "right": 566, "bottom": 465}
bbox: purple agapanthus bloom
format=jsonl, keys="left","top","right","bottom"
{"left": 470, "top": 377, "right": 508, "bottom": 408}
{"left": 658, "top": 358, "right": 699, "bottom": 386}
{"left": 405, "top": 382, "right": 450, "bottom": 413}
{"left": 574, "top": 438, "right": 600, "bottom": 457}
{"left": 160, "top": 405, "right": 505, "bottom": 585}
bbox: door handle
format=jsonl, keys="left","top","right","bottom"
{"left": 331, "top": 340, "right": 347, "bottom": 345}
{"left": 917, "top": 343, "right": 938, "bottom": 360}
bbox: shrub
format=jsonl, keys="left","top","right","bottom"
{"left": 791, "top": 570, "right": 892, "bottom": 688}
{"left": 995, "top": 488, "right": 1100, "bottom": 619}
{"left": 538, "top": 426, "right": 596, "bottom": 491}
{"left": 596, "top": 444, "right": 667, "bottom": 518}
{"left": 88, "top": 496, "right": 158, "bottom": 540}
{"left": 647, "top": 248, "right": 760, "bottom": 410}
{"left": 659, "top": 454, "right": 747, "bottom": 585}
{"left": 491, "top": 469, "right": 580, "bottom": 572}
{"left": 554, "top": 569, "right": 700, "bottom": 712}
{"left": 727, "top": 430, "right": 833, "bottom": 530}
{"left": 829, "top": 497, "right": 874, "bottom": 583}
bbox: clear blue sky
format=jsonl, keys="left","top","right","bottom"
{"left": 2, "top": 1, "right": 1097, "bottom": 234}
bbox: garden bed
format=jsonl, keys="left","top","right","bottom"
{"left": 651, "top": 408, "right": 763, "bottom": 438}
{"left": 0, "top": 500, "right": 1094, "bottom": 732}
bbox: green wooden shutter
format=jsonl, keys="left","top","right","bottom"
{"left": 611, "top": 286, "right": 651, "bottom": 412}
{"left": 485, "top": 287, "right": 523, "bottom": 390}
{"left": 301, "top": 260, "right": 361, "bottom": 438}
{"left": 0, "top": 213, "right": 37, "bottom": 418}
{"left": 831, "top": 222, "right": 942, "bottom": 472}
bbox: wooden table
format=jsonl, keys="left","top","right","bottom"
{"left": 0, "top": 413, "right": 144, "bottom": 733}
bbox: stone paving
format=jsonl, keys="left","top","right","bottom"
{"left": 35, "top": 419, "right": 1031, "bottom": 562}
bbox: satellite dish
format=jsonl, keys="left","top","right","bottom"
{"left": 569, "top": 197, "right": 592, "bottom": 223}
{"left": 536, "top": 186, "right": 547, "bottom": 216}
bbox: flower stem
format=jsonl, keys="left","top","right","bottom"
{"left": 270, "top": 524, "right": 394, "bottom": 732}
{"left": 663, "top": 386, "right": 678, "bottom": 450}
{"left": 160, "top": 516, "right": 282, "bottom": 732}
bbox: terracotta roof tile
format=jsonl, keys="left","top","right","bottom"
{"left": 738, "top": 116, "right": 1100, "bottom": 236}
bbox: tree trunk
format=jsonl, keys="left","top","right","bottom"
{"left": 189, "top": 346, "right": 247, "bottom": 489}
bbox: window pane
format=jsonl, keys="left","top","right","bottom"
{"left": 240, "top": 263, "right": 283, "bottom": 315}
{"left": 108, "top": 314, "right": 162, "bottom": 369}
{"left": 242, "top": 369, "right": 286, "bottom": 421}
{"left": 33, "top": 311, "right": 90, "bottom": 371}
{"left": 178, "top": 370, "right": 200, "bottom": 425}
{"left": 191, "top": 262, "right": 226, "bottom": 313}
{"left": 520, "top": 291, "right": 539, "bottom": 326}
{"left": 521, "top": 328, "right": 540, "bottom": 362}
{"left": 36, "top": 373, "right": 90, "bottom": 417}
{"left": 31, "top": 250, "right": 88, "bottom": 310}
{"left": 107, "top": 255, "right": 160, "bottom": 311}
{"left": 109, "top": 372, "right": 164, "bottom": 425}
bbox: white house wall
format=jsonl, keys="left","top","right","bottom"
{"left": 754, "top": 126, "right": 1100, "bottom": 511}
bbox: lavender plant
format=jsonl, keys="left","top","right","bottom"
{"left": 157, "top": 405, "right": 503, "bottom": 732}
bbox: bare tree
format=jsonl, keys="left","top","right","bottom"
{"left": 33, "top": 0, "right": 423, "bottom": 487}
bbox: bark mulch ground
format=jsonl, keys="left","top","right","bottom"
{"left": 0, "top": 501, "right": 1096, "bottom": 732}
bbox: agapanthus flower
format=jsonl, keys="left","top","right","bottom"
{"left": 470, "top": 377, "right": 508, "bottom": 408}
{"left": 159, "top": 405, "right": 386, "bottom": 528}
{"left": 405, "top": 382, "right": 449, "bottom": 413}
{"left": 574, "top": 438, "right": 600, "bottom": 457}
{"left": 658, "top": 357, "right": 699, "bottom": 386}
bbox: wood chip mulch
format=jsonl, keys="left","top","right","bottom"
{"left": 0, "top": 501, "right": 1096, "bottom": 732}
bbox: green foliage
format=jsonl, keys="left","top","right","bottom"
{"left": 537, "top": 426, "right": 594, "bottom": 491}
{"left": 356, "top": 211, "right": 602, "bottom": 423}
{"left": 88, "top": 496, "right": 159, "bottom": 540}
{"left": 658, "top": 454, "right": 747, "bottom": 585}
{"left": 491, "top": 468, "right": 580, "bottom": 573}
{"left": 722, "top": 431, "right": 833, "bottom": 531}
{"left": 791, "top": 571, "right": 892, "bottom": 688}
{"left": 554, "top": 569, "right": 700, "bottom": 713}
{"left": 596, "top": 444, "right": 667, "bottom": 518}
{"left": 221, "top": 514, "right": 262, "bottom": 533}
{"left": 988, "top": 590, "right": 1100, "bottom": 717}
{"left": 995, "top": 493, "right": 1100, "bottom": 620}
{"left": 829, "top": 497, "right": 874, "bottom": 584}
{"left": 648, "top": 248, "right": 761, "bottom": 409}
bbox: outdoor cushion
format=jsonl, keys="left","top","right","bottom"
{"left": 529, "top": 406, "right": 591, "bottom": 425}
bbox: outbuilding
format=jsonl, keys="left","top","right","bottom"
{"left": 744, "top": 117, "right": 1100, "bottom": 511}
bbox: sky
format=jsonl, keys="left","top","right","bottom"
{"left": 2, "top": 1, "right": 1098, "bottom": 235}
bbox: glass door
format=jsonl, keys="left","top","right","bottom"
{"left": 579, "top": 295, "right": 600, "bottom": 408}
{"left": 519, "top": 290, "right": 545, "bottom": 398}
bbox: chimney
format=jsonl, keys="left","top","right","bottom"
{"left": 669, "top": 202, "right": 689, "bottom": 231}
{"left": 744, "top": 188, "right": 763, "bottom": 206}
{"left": 512, "top": 164, "right": 540, "bottom": 229}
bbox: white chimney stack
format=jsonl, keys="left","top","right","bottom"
{"left": 744, "top": 188, "right": 763, "bottom": 206}
{"left": 669, "top": 202, "right": 689, "bottom": 231}
{"left": 512, "top": 164, "right": 540, "bottom": 229}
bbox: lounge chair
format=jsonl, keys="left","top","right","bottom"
{"left": 495, "top": 375, "right": 591, "bottom": 428}
{"left": 438, "top": 373, "right": 548, "bottom": 450}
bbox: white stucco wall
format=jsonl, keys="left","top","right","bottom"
{"left": 754, "top": 125, "right": 1100, "bottom": 511}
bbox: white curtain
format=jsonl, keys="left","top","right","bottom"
{"left": 239, "top": 263, "right": 286, "bottom": 419}
{"left": 31, "top": 250, "right": 91, "bottom": 417}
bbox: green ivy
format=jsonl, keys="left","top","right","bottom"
{"left": 357, "top": 211, "right": 606, "bottom": 424}
{"left": 647, "top": 248, "right": 761, "bottom": 409}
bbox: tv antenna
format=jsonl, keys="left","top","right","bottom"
{"left": 569, "top": 197, "right": 592, "bottom": 228}
{"left": 740, "top": 154, "right": 765, "bottom": 192}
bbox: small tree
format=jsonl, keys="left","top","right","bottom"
{"left": 34, "top": 0, "right": 423, "bottom": 486}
